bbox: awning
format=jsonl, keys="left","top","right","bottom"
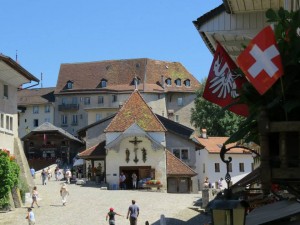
{"left": 246, "top": 200, "right": 300, "bottom": 225}
{"left": 73, "top": 159, "right": 84, "bottom": 166}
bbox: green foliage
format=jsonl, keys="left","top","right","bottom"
{"left": 0, "top": 150, "right": 20, "bottom": 207}
{"left": 191, "top": 79, "right": 244, "bottom": 136}
{"left": 225, "top": 8, "right": 300, "bottom": 144}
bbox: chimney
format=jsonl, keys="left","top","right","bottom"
{"left": 201, "top": 128, "right": 207, "bottom": 139}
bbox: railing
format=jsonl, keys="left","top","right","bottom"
{"left": 58, "top": 104, "right": 79, "bottom": 111}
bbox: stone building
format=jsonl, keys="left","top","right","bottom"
{"left": 54, "top": 58, "right": 200, "bottom": 135}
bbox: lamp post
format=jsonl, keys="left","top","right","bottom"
{"left": 210, "top": 144, "right": 258, "bottom": 225}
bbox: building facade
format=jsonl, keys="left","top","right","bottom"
{"left": 18, "top": 87, "right": 55, "bottom": 138}
{"left": 54, "top": 58, "right": 200, "bottom": 135}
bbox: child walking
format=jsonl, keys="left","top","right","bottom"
{"left": 26, "top": 207, "right": 36, "bottom": 225}
{"left": 106, "top": 208, "right": 123, "bottom": 225}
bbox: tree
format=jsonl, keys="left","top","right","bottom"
{"left": 191, "top": 79, "right": 244, "bottom": 136}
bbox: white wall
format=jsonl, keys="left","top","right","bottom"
{"left": 197, "top": 149, "right": 253, "bottom": 190}
{"left": 105, "top": 136, "right": 166, "bottom": 189}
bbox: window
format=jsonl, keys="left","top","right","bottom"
{"left": 175, "top": 115, "right": 179, "bottom": 122}
{"left": 177, "top": 97, "right": 183, "bottom": 106}
{"left": 72, "top": 115, "right": 78, "bottom": 125}
{"left": 98, "top": 96, "right": 104, "bottom": 104}
{"left": 0, "top": 114, "right": 3, "bottom": 128}
{"left": 203, "top": 164, "right": 205, "bottom": 173}
{"left": 6, "top": 116, "right": 9, "bottom": 130}
{"left": 112, "top": 95, "right": 117, "bottom": 102}
{"left": 72, "top": 97, "right": 78, "bottom": 104}
{"left": 44, "top": 118, "right": 50, "bottom": 122}
{"left": 3, "top": 85, "right": 8, "bottom": 98}
{"left": 184, "top": 79, "right": 191, "bottom": 87}
{"left": 84, "top": 97, "right": 90, "bottom": 105}
{"left": 61, "top": 115, "right": 67, "bottom": 125}
{"left": 165, "top": 78, "right": 171, "bottom": 86}
{"left": 45, "top": 105, "right": 50, "bottom": 113}
{"left": 33, "top": 119, "right": 39, "bottom": 127}
{"left": 175, "top": 79, "right": 181, "bottom": 86}
{"left": 62, "top": 97, "right": 67, "bottom": 105}
{"left": 9, "top": 117, "right": 12, "bottom": 131}
{"left": 101, "top": 80, "right": 107, "bottom": 88}
{"left": 239, "top": 163, "right": 245, "bottom": 172}
{"left": 67, "top": 81, "right": 73, "bottom": 89}
{"left": 228, "top": 163, "right": 232, "bottom": 172}
{"left": 96, "top": 114, "right": 102, "bottom": 121}
{"left": 172, "top": 148, "right": 189, "bottom": 160}
{"left": 215, "top": 163, "right": 220, "bottom": 172}
{"left": 33, "top": 106, "right": 39, "bottom": 114}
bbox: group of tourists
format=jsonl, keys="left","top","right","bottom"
{"left": 119, "top": 172, "right": 138, "bottom": 190}
{"left": 203, "top": 177, "right": 223, "bottom": 189}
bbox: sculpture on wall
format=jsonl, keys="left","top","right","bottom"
{"left": 142, "top": 148, "right": 147, "bottom": 162}
{"left": 125, "top": 148, "right": 130, "bottom": 163}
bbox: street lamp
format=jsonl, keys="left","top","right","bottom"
{"left": 210, "top": 144, "right": 258, "bottom": 225}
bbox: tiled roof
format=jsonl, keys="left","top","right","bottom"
{"left": 55, "top": 58, "right": 200, "bottom": 94}
{"left": 78, "top": 141, "right": 106, "bottom": 158}
{"left": 105, "top": 90, "right": 166, "bottom": 132}
{"left": 21, "top": 122, "right": 82, "bottom": 143}
{"left": 166, "top": 150, "right": 197, "bottom": 176}
{"left": 193, "top": 136, "right": 251, "bottom": 154}
{"left": 18, "top": 87, "right": 55, "bottom": 105}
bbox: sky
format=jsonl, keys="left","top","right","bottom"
{"left": 0, "top": 1, "right": 222, "bottom": 88}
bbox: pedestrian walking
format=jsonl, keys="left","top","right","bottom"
{"left": 106, "top": 207, "right": 123, "bottom": 225}
{"left": 65, "top": 169, "right": 72, "bottom": 184}
{"left": 41, "top": 169, "right": 47, "bottom": 185}
{"left": 31, "top": 186, "right": 40, "bottom": 208}
{"left": 87, "top": 165, "right": 92, "bottom": 180}
{"left": 30, "top": 167, "right": 35, "bottom": 179}
{"left": 60, "top": 183, "right": 69, "bottom": 206}
{"left": 132, "top": 173, "right": 137, "bottom": 189}
{"left": 54, "top": 166, "right": 60, "bottom": 181}
{"left": 25, "top": 207, "right": 35, "bottom": 225}
{"left": 47, "top": 167, "right": 52, "bottom": 181}
{"left": 127, "top": 200, "right": 139, "bottom": 225}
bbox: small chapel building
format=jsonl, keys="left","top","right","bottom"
{"left": 78, "top": 90, "right": 198, "bottom": 193}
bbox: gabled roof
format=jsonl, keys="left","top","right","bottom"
{"left": 0, "top": 54, "right": 39, "bottom": 86}
{"left": 22, "top": 122, "right": 82, "bottom": 143}
{"left": 55, "top": 58, "right": 200, "bottom": 94}
{"left": 78, "top": 141, "right": 106, "bottom": 159}
{"left": 105, "top": 90, "right": 166, "bottom": 132}
{"left": 193, "top": 136, "right": 251, "bottom": 154}
{"left": 166, "top": 150, "right": 197, "bottom": 177}
{"left": 18, "top": 87, "right": 55, "bottom": 106}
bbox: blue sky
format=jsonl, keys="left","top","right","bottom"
{"left": 0, "top": 1, "right": 222, "bottom": 88}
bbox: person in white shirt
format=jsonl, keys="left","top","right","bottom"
{"left": 132, "top": 173, "right": 137, "bottom": 189}
{"left": 26, "top": 207, "right": 35, "bottom": 225}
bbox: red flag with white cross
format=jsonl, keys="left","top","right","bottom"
{"left": 203, "top": 43, "right": 248, "bottom": 117}
{"left": 237, "top": 25, "right": 284, "bottom": 95}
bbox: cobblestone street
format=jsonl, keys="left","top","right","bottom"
{"left": 0, "top": 179, "right": 210, "bottom": 225}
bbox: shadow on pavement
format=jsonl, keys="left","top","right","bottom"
{"left": 50, "top": 204, "right": 64, "bottom": 207}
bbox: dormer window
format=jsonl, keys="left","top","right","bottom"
{"left": 97, "top": 79, "right": 107, "bottom": 88}
{"left": 184, "top": 79, "right": 191, "bottom": 87}
{"left": 66, "top": 81, "right": 73, "bottom": 89}
{"left": 165, "top": 78, "right": 172, "bottom": 86}
{"left": 175, "top": 79, "right": 181, "bottom": 86}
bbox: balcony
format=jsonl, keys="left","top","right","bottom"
{"left": 58, "top": 104, "right": 79, "bottom": 111}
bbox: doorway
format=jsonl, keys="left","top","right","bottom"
{"left": 120, "top": 166, "right": 152, "bottom": 189}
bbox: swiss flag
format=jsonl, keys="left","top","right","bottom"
{"left": 203, "top": 43, "right": 248, "bottom": 117}
{"left": 237, "top": 26, "right": 284, "bottom": 95}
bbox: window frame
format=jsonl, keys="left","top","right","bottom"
{"left": 98, "top": 96, "right": 104, "bottom": 104}
{"left": 239, "top": 163, "right": 245, "bottom": 172}
{"left": 3, "top": 84, "right": 8, "bottom": 98}
{"left": 215, "top": 163, "right": 220, "bottom": 172}
{"left": 172, "top": 148, "right": 190, "bottom": 161}
{"left": 33, "top": 119, "right": 39, "bottom": 127}
{"left": 33, "top": 106, "right": 39, "bottom": 114}
{"left": 61, "top": 115, "right": 68, "bottom": 125}
{"left": 112, "top": 95, "right": 117, "bottom": 103}
{"left": 45, "top": 105, "right": 50, "bottom": 113}
{"left": 84, "top": 97, "right": 90, "bottom": 105}
{"left": 175, "top": 79, "right": 182, "bottom": 86}
{"left": 177, "top": 97, "right": 183, "bottom": 106}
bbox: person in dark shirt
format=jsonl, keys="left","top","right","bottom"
{"left": 106, "top": 208, "right": 123, "bottom": 225}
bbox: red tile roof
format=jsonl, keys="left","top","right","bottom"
{"left": 55, "top": 58, "right": 200, "bottom": 94}
{"left": 166, "top": 150, "right": 197, "bottom": 176}
{"left": 18, "top": 87, "right": 55, "bottom": 105}
{"left": 193, "top": 136, "right": 251, "bottom": 154}
{"left": 105, "top": 90, "right": 166, "bottom": 132}
{"left": 78, "top": 141, "right": 106, "bottom": 159}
